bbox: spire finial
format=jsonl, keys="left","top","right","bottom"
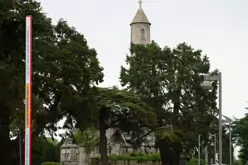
{"left": 138, "top": 0, "right": 143, "bottom": 8}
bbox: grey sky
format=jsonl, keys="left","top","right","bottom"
{"left": 39, "top": 0, "right": 248, "bottom": 119}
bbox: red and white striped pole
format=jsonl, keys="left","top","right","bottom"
{"left": 25, "top": 15, "right": 32, "bottom": 165}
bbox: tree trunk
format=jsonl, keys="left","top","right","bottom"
{"left": 158, "top": 139, "right": 172, "bottom": 165}
{"left": 173, "top": 142, "right": 182, "bottom": 165}
{"left": 10, "top": 136, "right": 22, "bottom": 165}
{"left": 0, "top": 106, "right": 11, "bottom": 165}
{"left": 99, "top": 109, "right": 108, "bottom": 165}
{"left": 158, "top": 139, "right": 182, "bottom": 165}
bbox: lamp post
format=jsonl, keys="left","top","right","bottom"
{"left": 204, "top": 145, "right": 208, "bottom": 165}
{"left": 201, "top": 73, "right": 222, "bottom": 165}
{"left": 223, "top": 115, "right": 233, "bottom": 165}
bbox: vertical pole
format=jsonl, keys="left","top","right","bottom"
{"left": 214, "top": 134, "right": 217, "bottom": 165}
{"left": 25, "top": 15, "right": 32, "bottom": 165}
{"left": 204, "top": 146, "right": 208, "bottom": 165}
{"left": 198, "top": 134, "right": 201, "bottom": 165}
{"left": 229, "top": 121, "right": 232, "bottom": 165}
{"left": 218, "top": 73, "right": 222, "bottom": 165}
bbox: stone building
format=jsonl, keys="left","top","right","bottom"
{"left": 60, "top": 129, "right": 124, "bottom": 165}
{"left": 130, "top": 0, "right": 151, "bottom": 45}
{"left": 60, "top": 1, "right": 154, "bottom": 165}
{"left": 60, "top": 129, "right": 156, "bottom": 165}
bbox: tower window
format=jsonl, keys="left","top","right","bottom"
{"left": 140, "top": 28, "right": 145, "bottom": 40}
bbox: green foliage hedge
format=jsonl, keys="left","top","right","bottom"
{"left": 94, "top": 152, "right": 189, "bottom": 161}
{"left": 94, "top": 153, "right": 161, "bottom": 161}
{"left": 109, "top": 153, "right": 160, "bottom": 161}
{"left": 186, "top": 157, "right": 205, "bottom": 165}
{"left": 41, "top": 162, "right": 62, "bottom": 165}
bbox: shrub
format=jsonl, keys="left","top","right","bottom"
{"left": 95, "top": 153, "right": 161, "bottom": 161}
{"left": 186, "top": 157, "right": 205, "bottom": 165}
{"left": 41, "top": 162, "right": 62, "bottom": 165}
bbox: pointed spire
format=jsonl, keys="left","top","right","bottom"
{"left": 130, "top": 0, "right": 151, "bottom": 25}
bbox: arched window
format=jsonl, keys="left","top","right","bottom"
{"left": 140, "top": 28, "right": 145, "bottom": 40}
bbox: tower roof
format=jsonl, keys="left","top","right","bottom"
{"left": 130, "top": 1, "right": 151, "bottom": 25}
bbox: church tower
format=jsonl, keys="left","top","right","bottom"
{"left": 130, "top": 0, "right": 151, "bottom": 45}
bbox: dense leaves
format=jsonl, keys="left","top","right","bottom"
{"left": 33, "top": 137, "right": 61, "bottom": 165}
{"left": 90, "top": 87, "right": 157, "bottom": 165}
{"left": 0, "top": 1, "right": 103, "bottom": 164}
{"left": 120, "top": 42, "right": 219, "bottom": 165}
{"left": 73, "top": 127, "right": 99, "bottom": 165}
{"left": 233, "top": 114, "right": 248, "bottom": 164}
{"left": 1, "top": 1, "right": 241, "bottom": 165}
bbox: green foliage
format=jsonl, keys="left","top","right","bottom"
{"left": 120, "top": 42, "right": 219, "bottom": 164}
{"left": 33, "top": 136, "right": 61, "bottom": 165}
{"left": 41, "top": 162, "right": 61, "bottom": 165}
{"left": 95, "top": 87, "right": 157, "bottom": 129}
{"left": 86, "top": 87, "right": 157, "bottom": 165}
{"left": 95, "top": 152, "right": 191, "bottom": 161}
{"left": 96, "top": 153, "right": 161, "bottom": 161}
{"left": 186, "top": 157, "right": 205, "bottom": 165}
{"left": 154, "top": 127, "right": 181, "bottom": 142}
{"left": 74, "top": 127, "right": 99, "bottom": 154}
{"left": 0, "top": 0, "right": 103, "bottom": 164}
{"left": 233, "top": 159, "right": 243, "bottom": 165}
{"left": 233, "top": 114, "right": 248, "bottom": 164}
{"left": 108, "top": 153, "right": 160, "bottom": 161}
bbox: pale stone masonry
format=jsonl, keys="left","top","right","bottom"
{"left": 60, "top": 129, "right": 156, "bottom": 165}
{"left": 130, "top": 0, "right": 151, "bottom": 45}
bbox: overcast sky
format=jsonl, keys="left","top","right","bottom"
{"left": 39, "top": 0, "right": 248, "bottom": 119}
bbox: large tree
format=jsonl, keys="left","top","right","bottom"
{"left": 233, "top": 114, "right": 248, "bottom": 164}
{"left": 0, "top": 1, "right": 103, "bottom": 164}
{"left": 65, "top": 87, "right": 157, "bottom": 165}
{"left": 120, "top": 42, "right": 219, "bottom": 165}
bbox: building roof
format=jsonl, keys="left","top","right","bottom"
{"left": 130, "top": 7, "right": 151, "bottom": 25}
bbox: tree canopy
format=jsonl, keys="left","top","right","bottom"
{"left": 233, "top": 113, "right": 248, "bottom": 164}
{"left": 120, "top": 42, "right": 219, "bottom": 165}
{"left": 1, "top": 1, "right": 240, "bottom": 165}
{"left": 87, "top": 87, "right": 157, "bottom": 165}
{"left": 1, "top": 1, "right": 103, "bottom": 164}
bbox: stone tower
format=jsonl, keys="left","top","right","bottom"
{"left": 130, "top": 0, "right": 151, "bottom": 45}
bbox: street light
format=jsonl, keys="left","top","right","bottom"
{"left": 223, "top": 115, "right": 233, "bottom": 165}
{"left": 201, "top": 73, "right": 222, "bottom": 165}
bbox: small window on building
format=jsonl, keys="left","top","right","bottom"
{"left": 140, "top": 28, "right": 145, "bottom": 40}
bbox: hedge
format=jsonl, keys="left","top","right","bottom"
{"left": 94, "top": 152, "right": 191, "bottom": 162}
{"left": 94, "top": 153, "right": 161, "bottom": 161}
{"left": 41, "top": 162, "right": 62, "bottom": 165}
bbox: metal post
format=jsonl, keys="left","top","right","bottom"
{"left": 214, "top": 134, "right": 217, "bottom": 165}
{"left": 204, "top": 146, "right": 208, "bottom": 165}
{"left": 202, "top": 73, "right": 222, "bottom": 165}
{"left": 218, "top": 73, "right": 222, "bottom": 165}
{"left": 229, "top": 121, "right": 232, "bottom": 165}
{"left": 198, "top": 134, "right": 201, "bottom": 165}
